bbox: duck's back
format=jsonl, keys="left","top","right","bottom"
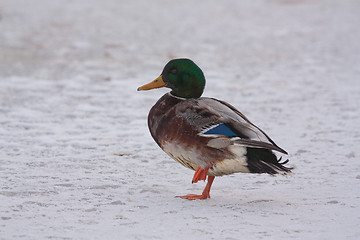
{"left": 148, "top": 93, "right": 291, "bottom": 176}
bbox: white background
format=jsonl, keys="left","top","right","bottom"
{"left": 0, "top": 0, "right": 359, "bottom": 239}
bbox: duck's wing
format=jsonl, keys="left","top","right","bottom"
{"left": 176, "top": 97, "right": 287, "bottom": 154}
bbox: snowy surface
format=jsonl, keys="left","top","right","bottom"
{"left": 1, "top": 0, "right": 360, "bottom": 239}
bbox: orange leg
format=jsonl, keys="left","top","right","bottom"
{"left": 177, "top": 176, "right": 215, "bottom": 200}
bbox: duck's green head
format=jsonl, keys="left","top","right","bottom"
{"left": 138, "top": 58, "right": 205, "bottom": 98}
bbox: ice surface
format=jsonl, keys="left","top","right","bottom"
{"left": 0, "top": 0, "right": 359, "bottom": 239}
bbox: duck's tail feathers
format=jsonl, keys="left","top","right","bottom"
{"left": 246, "top": 148, "right": 293, "bottom": 175}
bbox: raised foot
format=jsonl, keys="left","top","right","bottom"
{"left": 192, "top": 167, "right": 210, "bottom": 183}
{"left": 176, "top": 193, "right": 210, "bottom": 200}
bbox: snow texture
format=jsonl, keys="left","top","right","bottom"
{"left": 1, "top": 0, "right": 360, "bottom": 239}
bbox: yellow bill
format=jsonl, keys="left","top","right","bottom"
{"left": 137, "top": 75, "right": 167, "bottom": 91}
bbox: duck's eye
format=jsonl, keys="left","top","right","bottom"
{"left": 169, "top": 68, "right": 178, "bottom": 74}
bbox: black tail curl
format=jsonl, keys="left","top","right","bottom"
{"left": 246, "top": 148, "right": 293, "bottom": 175}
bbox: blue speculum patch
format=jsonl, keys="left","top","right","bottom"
{"left": 203, "top": 124, "right": 238, "bottom": 137}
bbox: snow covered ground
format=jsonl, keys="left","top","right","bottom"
{"left": 1, "top": 0, "right": 360, "bottom": 239}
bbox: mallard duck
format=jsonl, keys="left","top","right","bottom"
{"left": 138, "top": 58, "right": 291, "bottom": 200}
